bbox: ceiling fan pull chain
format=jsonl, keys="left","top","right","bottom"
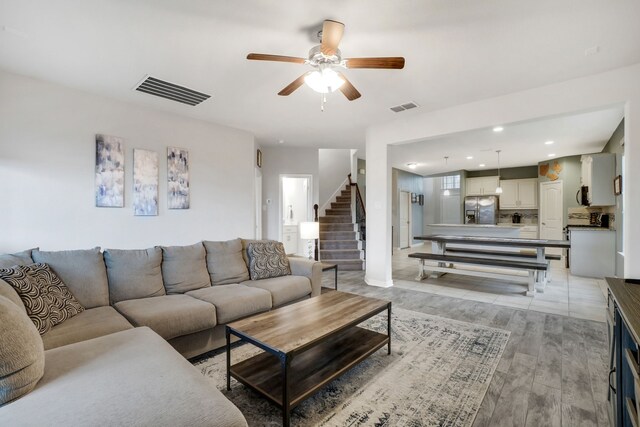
{"left": 321, "top": 93, "right": 326, "bottom": 112}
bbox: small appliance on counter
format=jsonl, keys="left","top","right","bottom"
{"left": 511, "top": 212, "right": 522, "bottom": 224}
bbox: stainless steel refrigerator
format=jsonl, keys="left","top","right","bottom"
{"left": 464, "top": 196, "right": 498, "bottom": 224}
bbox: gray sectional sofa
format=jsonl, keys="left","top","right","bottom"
{"left": 0, "top": 239, "right": 322, "bottom": 426}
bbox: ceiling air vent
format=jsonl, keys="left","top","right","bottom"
{"left": 134, "top": 75, "right": 210, "bottom": 106}
{"left": 389, "top": 101, "right": 419, "bottom": 113}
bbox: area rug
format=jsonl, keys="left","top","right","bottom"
{"left": 194, "top": 307, "right": 510, "bottom": 427}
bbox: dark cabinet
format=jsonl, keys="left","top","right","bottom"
{"left": 607, "top": 280, "right": 640, "bottom": 427}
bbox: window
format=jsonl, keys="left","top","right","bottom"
{"left": 441, "top": 175, "right": 460, "bottom": 190}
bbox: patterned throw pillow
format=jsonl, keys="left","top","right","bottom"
{"left": 246, "top": 241, "right": 292, "bottom": 280}
{"left": 0, "top": 263, "right": 84, "bottom": 334}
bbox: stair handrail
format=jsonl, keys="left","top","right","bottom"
{"left": 347, "top": 174, "right": 366, "bottom": 251}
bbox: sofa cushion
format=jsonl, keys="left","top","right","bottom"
{"left": 32, "top": 247, "right": 109, "bottom": 309}
{"left": 114, "top": 295, "right": 216, "bottom": 340}
{"left": 0, "top": 295, "right": 44, "bottom": 406}
{"left": 42, "top": 306, "right": 133, "bottom": 350}
{"left": 104, "top": 247, "right": 165, "bottom": 304}
{"left": 0, "top": 276, "right": 26, "bottom": 313}
{"left": 186, "top": 284, "right": 272, "bottom": 324}
{"left": 161, "top": 243, "right": 211, "bottom": 294}
{"left": 0, "top": 327, "right": 248, "bottom": 427}
{"left": 246, "top": 241, "right": 291, "bottom": 280}
{"left": 0, "top": 264, "right": 85, "bottom": 334}
{"left": 242, "top": 275, "right": 312, "bottom": 307}
{"left": 203, "top": 239, "right": 250, "bottom": 285}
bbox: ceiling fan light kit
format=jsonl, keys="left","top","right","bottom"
{"left": 246, "top": 19, "right": 405, "bottom": 109}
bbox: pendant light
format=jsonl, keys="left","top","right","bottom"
{"left": 495, "top": 150, "right": 503, "bottom": 194}
{"left": 443, "top": 156, "right": 451, "bottom": 196}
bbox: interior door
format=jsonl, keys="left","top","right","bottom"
{"left": 399, "top": 191, "right": 410, "bottom": 249}
{"left": 540, "top": 181, "right": 563, "bottom": 255}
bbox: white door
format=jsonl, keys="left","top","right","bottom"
{"left": 539, "top": 181, "right": 563, "bottom": 255}
{"left": 399, "top": 191, "right": 411, "bottom": 249}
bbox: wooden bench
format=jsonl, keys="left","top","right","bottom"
{"left": 408, "top": 252, "right": 548, "bottom": 296}
{"left": 444, "top": 247, "right": 561, "bottom": 261}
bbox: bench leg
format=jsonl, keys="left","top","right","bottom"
{"left": 526, "top": 271, "right": 535, "bottom": 296}
{"left": 416, "top": 259, "right": 427, "bottom": 280}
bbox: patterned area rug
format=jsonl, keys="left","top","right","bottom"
{"left": 194, "top": 307, "right": 509, "bottom": 427}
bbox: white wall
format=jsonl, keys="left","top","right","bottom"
{"left": 319, "top": 149, "right": 352, "bottom": 212}
{"left": 365, "top": 63, "right": 640, "bottom": 285}
{"left": 260, "top": 147, "right": 319, "bottom": 241}
{"left": 0, "top": 70, "right": 256, "bottom": 252}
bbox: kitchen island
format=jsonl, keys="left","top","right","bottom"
{"left": 424, "top": 224, "right": 538, "bottom": 252}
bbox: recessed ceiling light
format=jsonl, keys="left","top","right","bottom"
{"left": 545, "top": 140, "right": 554, "bottom": 145}
{"left": 548, "top": 153, "right": 556, "bottom": 157}
{"left": 479, "top": 164, "right": 486, "bottom": 167}
{"left": 493, "top": 126, "right": 504, "bottom": 132}
{"left": 466, "top": 156, "right": 473, "bottom": 160}
{"left": 278, "top": 139, "right": 284, "bottom": 144}
{"left": 407, "top": 163, "right": 418, "bottom": 169}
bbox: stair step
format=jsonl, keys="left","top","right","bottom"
{"left": 323, "top": 259, "right": 364, "bottom": 271}
{"left": 320, "top": 240, "right": 360, "bottom": 250}
{"left": 320, "top": 231, "right": 356, "bottom": 240}
{"left": 325, "top": 208, "right": 351, "bottom": 216}
{"left": 340, "top": 191, "right": 351, "bottom": 197}
{"left": 320, "top": 223, "right": 355, "bottom": 231}
{"left": 319, "top": 215, "right": 352, "bottom": 224}
{"left": 331, "top": 202, "right": 351, "bottom": 209}
{"left": 335, "top": 196, "right": 351, "bottom": 203}
{"left": 320, "top": 249, "right": 363, "bottom": 260}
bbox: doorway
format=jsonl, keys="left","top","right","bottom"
{"left": 539, "top": 180, "right": 563, "bottom": 255}
{"left": 255, "top": 169, "right": 262, "bottom": 239}
{"left": 399, "top": 191, "right": 411, "bottom": 249}
{"left": 280, "top": 175, "right": 313, "bottom": 256}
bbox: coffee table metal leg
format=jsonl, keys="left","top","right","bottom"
{"left": 334, "top": 266, "right": 338, "bottom": 290}
{"left": 281, "top": 353, "right": 290, "bottom": 427}
{"left": 226, "top": 327, "right": 231, "bottom": 391}
{"left": 387, "top": 303, "right": 392, "bottom": 355}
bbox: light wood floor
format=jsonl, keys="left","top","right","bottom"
{"left": 323, "top": 263, "right": 610, "bottom": 426}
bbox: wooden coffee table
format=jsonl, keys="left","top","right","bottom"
{"left": 226, "top": 291, "right": 391, "bottom": 426}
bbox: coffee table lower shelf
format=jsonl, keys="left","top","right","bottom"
{"left": 229, "top": 326, "right": 388, "bottom": 410}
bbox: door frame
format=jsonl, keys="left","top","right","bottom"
{"left": 399, "top": 190, "right": 412, "bottom": 249}
{"left": 255, "top": 168, "right": 262, "bottom": 239}
{"left": 278, "top": 174, "right": 313, "bottom": 246}
{"left": 539, "top": 180, "right": 564, "bottom": 254}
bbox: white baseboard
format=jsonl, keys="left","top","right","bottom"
{"left": 365, "top": 276, "right": 394, "bottom": 288}
{"left": 410, "top": 242, "right": 424, "bottom": 248}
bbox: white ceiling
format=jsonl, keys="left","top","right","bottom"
{"left": 0, "top": 0, "right": 639, "bottom": 149}
{"left": 389, "top": 107, "right": 625, "bottom": 175}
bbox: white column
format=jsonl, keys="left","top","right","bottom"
{"left": 624, "top": 98, "right": 640, "bottom": 278}
{"left": 364, "top": 135, "right": 393, "bottom": 287}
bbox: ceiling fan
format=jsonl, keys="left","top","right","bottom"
{"left": 246, "top": 20, "right": 405, "bottom": 105}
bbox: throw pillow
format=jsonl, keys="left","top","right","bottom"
{"left": 246, "top": 241, "right": 292, "bottom": 280}
{"left": 203, "top": 239, "right": 250, "bottom": 285}
{"left": 0, "top": 295, "right": 45, "bottom": 405}
{"left": 0, "top": 264, "right": 85, "bottom": 335}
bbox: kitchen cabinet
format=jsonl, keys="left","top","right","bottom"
{"left": 570, "top": 229, "right": 615, "bottom": 278}
{"left": 465, "top": 176, "right": 499, "bottom": 196}
{"left": 581, "top": 153, "right": 615, "bottom": 206}
{"left": 499, "top": 178, "right": 538, "bottom": 209}
{"left": 519, "top": 226, "right": 538, "bottom": 239}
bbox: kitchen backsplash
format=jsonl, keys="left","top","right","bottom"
{"left": 568, "top": 206, "right": 616, "bottom": 228}
{"left": 497, "top": 209, "right": 538, "bottom": 224}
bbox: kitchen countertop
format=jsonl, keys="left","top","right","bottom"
{"left": 428, "top": 223, "right": 534, "bottom": 229}
{"left": 567, "top": 227, "right": 613, "bottom": 231}
{"left": 607, "top": 277, "right": 640, "bottom": 344}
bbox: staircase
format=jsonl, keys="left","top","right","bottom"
{"left": 319, "top": 184, "right": 365, "bottom": 270}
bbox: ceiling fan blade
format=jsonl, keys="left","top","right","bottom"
{"left": 320, "top": 20, "right": 345, "bottom": 56}
{"left": 346, "top": 57, "right": 405, "bottom": 69}
{"left": 336, "top": 72, "right": 361, "bottom": 101}
{"left": 246, "top": 53, "right": 306, "bottom": 64}
{"left": 278, "top": 73, "right": 309, "bottom": 96}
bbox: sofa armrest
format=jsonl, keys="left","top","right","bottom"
{"left": 288, "top": 257, "right": 323, "bottom": 297}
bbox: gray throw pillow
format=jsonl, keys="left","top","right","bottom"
{"left": 32, "top": 247, "right": 109, "bottom": 309}
{"left": 246, "top": 241, "right": 292, "bottom": 280}
{"left": 104, "top": 247, "right": 165, "bottom": 304}
{"left": 0, "top": 264, "right": 85, "bottom": 335}
{"left": 203, "top": 239, "right": 250, "bottom": 285}
{"left": 0, "top": 295, "right": 45, "bottom": 405}
{"left": 161, "top": 243, "right": 211, "bottom": 294}
{"left": 0, "top": 248, "right": 34, "bottom": 313}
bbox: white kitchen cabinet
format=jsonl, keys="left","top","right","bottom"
{"left": 580, "top": 153, "right": 615, "bottom": 206}
{"left": 499, "top": 178, "right": 538, "bottom": 209}
{"left": 519, "top": 226, "right": 539, "bottom": 239}
{"left": 466, "top": 176, "right": 499, "bottom": 196}
{"left": 570, "top": 229, "right": 615, "bottom": 278}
